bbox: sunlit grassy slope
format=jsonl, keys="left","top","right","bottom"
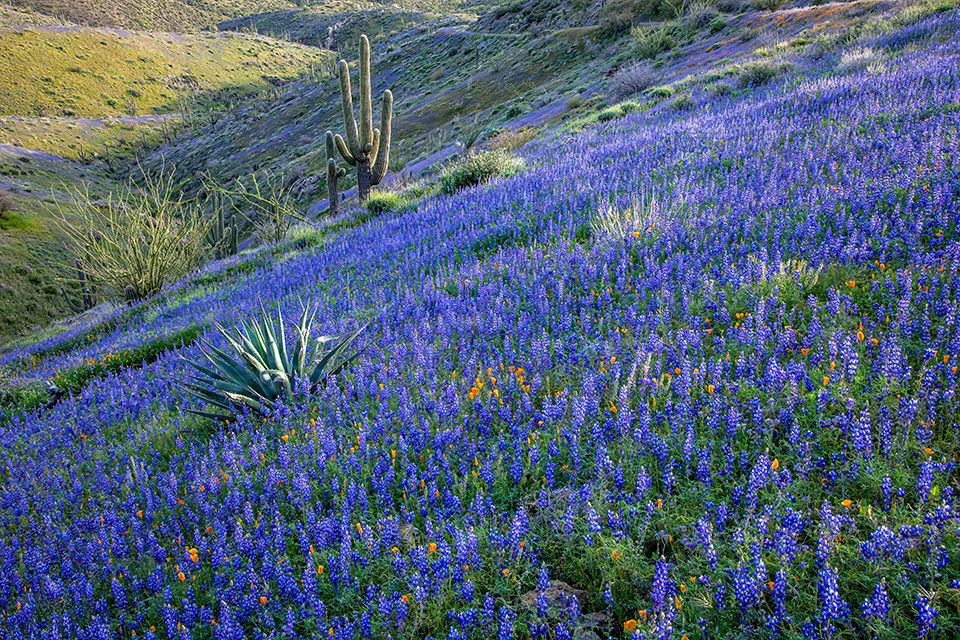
{"left": 0, "top": 26, "right": 329, "bottom": 119}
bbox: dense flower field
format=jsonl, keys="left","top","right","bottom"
{"left": 2, "top": 9, "right": 960, "bottom": 640}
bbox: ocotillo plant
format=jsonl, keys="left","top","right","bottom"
{"left": 334, "top": 34, "right": 392, "bottom": 203}
{"left": 326, "top": 131, "right": 346, "bottom": 217}
{"left": 60, "top": 258, "right": 97, "bottom": 313}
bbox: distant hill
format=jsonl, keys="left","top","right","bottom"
{"left": 4, "top": 0, "right": 302, "bottom": 31}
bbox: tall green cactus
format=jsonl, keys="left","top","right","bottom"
{"left": 326, "top": 131, "right": 347, "bottom": 217}
{"left": 335, "top": 34, "right": 393, "bottom": 203}
{"left": 207, "top": 193, "right": 239, "bottom": 259}
{"left": 60, "top": 258, "right": 97, "bottom": 314}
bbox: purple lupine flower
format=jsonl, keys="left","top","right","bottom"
{"left": 817, "top": 564, "right": 849, "bottom": 635}
{"left": 915, "top": 594, "right": 938, "bottom": 639}
{"left": 861, "top": 580, "right": 890, "bottom": 625}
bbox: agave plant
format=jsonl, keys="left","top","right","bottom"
{"left": 181, "top": 302, "right": 368, "bottom": 421}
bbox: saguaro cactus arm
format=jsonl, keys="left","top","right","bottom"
{"left": 371, "top": 91, "right": 393, "bottom": 184}
{"left": 334, "top": 133, "right": 357, "bottom": 166}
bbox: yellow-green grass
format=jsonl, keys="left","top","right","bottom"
{"left": 1, "top": 115, "right": 166, "bottom": 161}
{"left": 0, "top": 27, "right": 329, "bottom": 120}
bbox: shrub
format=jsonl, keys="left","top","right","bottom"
{"left": 597, "top": 106, "right": 626, "bottom": 122}
{"left": 51, "top": 168, "right": 213, "bottom": 299}
{"left": 364, "top": 191, "right": 402, "bottom": 214}
{"left": 213, "top": 170, "right": 299, "bottom": 245}
{"left": 738, "top": 60, "right": 793, "bottom": 87}
{"left": 631, "top": 24, "right": 675, "bottom": 59}
{"left": 836, "top": 47, "right": 884, "bottom": 72}
{"left": 651, "top": 85, "right": 676, "bottom": 98}
{"left": 754, "top": 0, "right": 787, "bottom": 11}
{"left": 489, "top": 127, "right": 537, "bottom": 152}
{"left": 439, "top": 150, "right": 525, "bottom": 195}
{"left": 566, "top": 94, "right": 586, "bottom": 110}
{"left": 592, "top": 193, "right": 665, "bottom": 244}
{"left": 0, "top": 191, "right": 15, "bottom": 218}
{"left": 672, "top": 92, "right": 694, "bottom": 109}
{"left": 601, "top": 0, "right": 640, "bottom": 33}
{"left": 607, "top": 62, "right": 662, "bottom": 102}
{"left": 684, "top": 1, "right": 719, "bottom": 31}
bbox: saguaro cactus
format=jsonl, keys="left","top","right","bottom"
{"left": 326, "top": 131, "right": 346, "bottom": 217}
{"left": 207, "top": 194, "right": 239, "bottom": 259}
{"left": 335, "top": 34, "right": 392, "bottom": 203}
{"left": 60, "top": 258, "right": 97, "bottom": 313}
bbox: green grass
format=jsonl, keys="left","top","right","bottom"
{"left": 1, "top": 322, "right": 205, "bottom": 415}
{"left": 0, "top": 27, "right": 330, "bottom": 122}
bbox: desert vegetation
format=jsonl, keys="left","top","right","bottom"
{"left": 1, "top": 1, "right": 960, "bottom": 639}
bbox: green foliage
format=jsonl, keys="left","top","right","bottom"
{"left": 754, "top": 0, "right": 787, "bottom": 11}
{"left": 51, "top": 167, "right": 213, "bottom": 299}
{"left": 2, "top": 323, "right": 205, "bottom": 415}
{"left": 597, "top": 106, "right": 627, "bottom": 122}
{"left": 439, "top": 150, "right": 526, "bottom": 195}
{"left": 672, "top": 92, "right": 694, "bottom": 109}
{"left": 738, "top": 60, "right": 793, "bottom": 87}
{"left": 364, "top": 191, "right": 402, "bottom": 214}
{"left": 181, "top": 304, "right": 368, "bottom": 421}
{"left": 631, "top": 24, "right": 676, "bottom": 60}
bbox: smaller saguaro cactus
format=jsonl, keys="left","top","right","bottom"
{"left": 124, "top": 284, "right": 140, "bottom": 306}
{"left": 207, "top": 194, "right": 239, "bottom": 259}
{"left": 60, "top": 258, "right": 97, "bottom": 313}
{"left": 326, "top": 130, "right": 346, "bottom": 217}
{"left": 334, "top": 34, "right": 393, "bottom": 203}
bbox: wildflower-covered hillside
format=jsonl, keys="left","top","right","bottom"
{"left": 2, "top": 8, "right": 960, "bottom": 640}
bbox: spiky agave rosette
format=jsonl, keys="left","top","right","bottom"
{"left": 179, "top": 302, "right": 368, "bottom": 420}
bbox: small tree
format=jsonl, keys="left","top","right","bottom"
{"left": 51, "top": 166, "right": 213, "bottom": 299}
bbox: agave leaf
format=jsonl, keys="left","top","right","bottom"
{"left": 224, "top": 390, "right": 265, "bottom": 412}
{"left": 262, "top": 368, "right": 294, "bottom": 397}
{"left": 291, "top": 305, "right": 315, "bottom": 378}
{"left": 309, "top": 323, "right": 368, "bottom": 386}
{"left": 183, "top": 408, "right": 234, "bottom": 422}
{"left": 242, "top": 318, "right": 271, "bottom": 365}
{"left": 275, "top": 305, "right": 291, "bottom": 377}
{"left": 177, "top": 383, "right": 234, "bottom": 411}
{"left": 200, "top": 343, "right": 274, "bottom": 399}
{"left": 258, "top": 301, "right": 285, "bottom": 374}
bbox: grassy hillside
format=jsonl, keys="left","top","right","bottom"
{"left": 0, "top": 26, "right": 330, "bottom": 120}
{"left": 0, "top": 12, "right": 337, "bottom": 345}
{"left": 0, "top": 5, "right": 959, "bottom": 638}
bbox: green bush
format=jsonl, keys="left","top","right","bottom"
{"left": 439, "top": 150, "right": 525, "bottom": 195}
{"left": 651, "top": 85, "right": 676, "bottom": 98}
{"left": 364, "top": 191, "right": 402, "bottom": 214}
{"left": 597, "top": 106, "right": 626, "bottom": 122}
{"left": 631, "top": 24, "right": 675, "bottom": 59}
{"left": 738, "top": 60, "right": 793, "bottom": 87}
{"left": 672, "top": 93, "right": 694, "bottom": 109}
